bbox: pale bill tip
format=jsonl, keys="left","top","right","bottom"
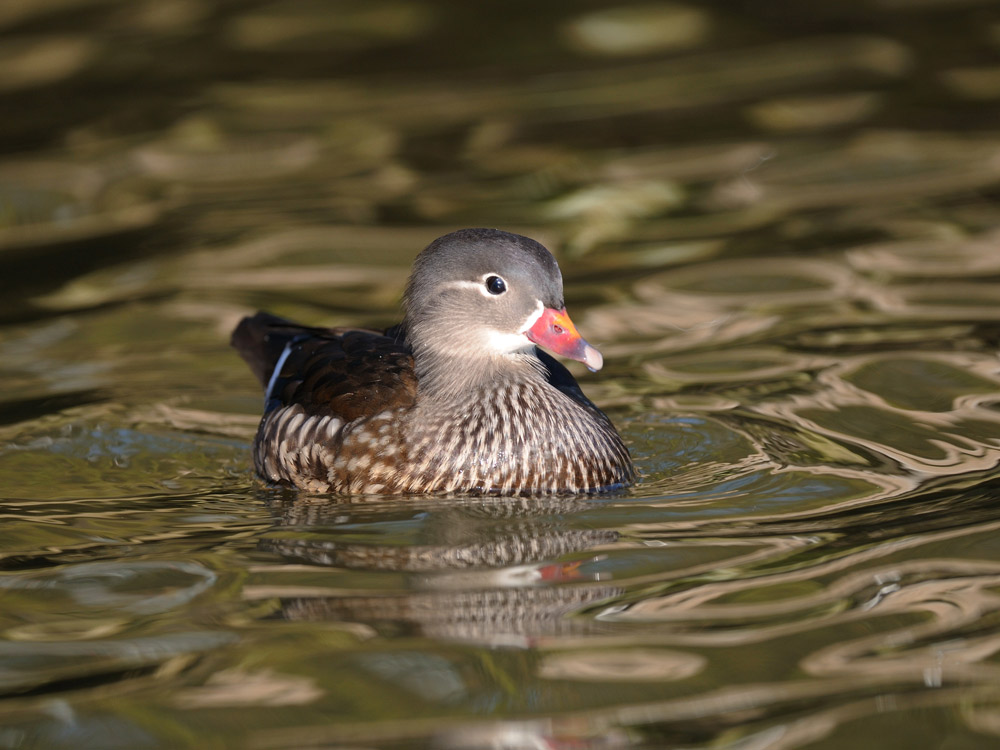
{"left": 583, "top": 343, "right": 603, "bottom": 372}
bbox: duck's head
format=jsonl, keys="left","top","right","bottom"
{"left": 403, "top": 229, "right": 603, "bottom": 386}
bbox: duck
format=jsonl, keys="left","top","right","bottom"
{"left": 231, "top": 228, "right": 633, "bottom": 495}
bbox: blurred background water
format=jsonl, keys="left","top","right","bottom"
{"left": 3, "top": 0, "right": 1000, "bottom": 747}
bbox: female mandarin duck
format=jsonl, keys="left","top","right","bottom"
{"left": 231, "top": 228, "right": 633, "bottom": 495}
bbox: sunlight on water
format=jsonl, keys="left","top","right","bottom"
{"left": 3, "top": 1, "right": 1000, "bottom": 748}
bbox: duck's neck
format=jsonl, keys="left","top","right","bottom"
{"left": 403, "top": 314, "right": 544, "bottom": 402}
{"left": 414, "top": 346, "right": 546, "bottom": 405}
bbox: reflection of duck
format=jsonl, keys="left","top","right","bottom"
{"left": 258, "top": 495, "right": 623, "bottom": 644}
{"left": 262, "top": 494, "right": 619, "bottom": 572}
{"left": 280, "top": 585, "right": 623, "bottom": 645}
{"left": 232, "top": 229, "right": 633, "bottom": 495}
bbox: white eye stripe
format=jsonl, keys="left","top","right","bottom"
{"left": 441, "top": 274, "right": 509, "bottom": 298}
{"left": 441, "top": 280, "right": 492, "bottom": 298}
{"left": 441, "top": 280, "right": 482, "bottom": 291}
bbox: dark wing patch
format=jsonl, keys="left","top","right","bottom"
{"left": 232, "top": 312, "right": 417, "bottom": 422}
{"left": 231, "top": 311, "right": 330, "bottom": 386}
{"left": 535, "top": 349, "right": 594, "bottom": 408}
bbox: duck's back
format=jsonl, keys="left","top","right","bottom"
{"left": 231, "top": 312, "right": 417, "bottom": 491}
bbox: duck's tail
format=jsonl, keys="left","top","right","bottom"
{"left": 230, "top": 311, "right": 323, "bottom": 389}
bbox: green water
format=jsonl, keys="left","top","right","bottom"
{"left": 4, "top": 1, "right": 1000, "bottom": 747}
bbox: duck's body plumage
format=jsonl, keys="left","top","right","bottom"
{"left": 232, "top": 229, "right": 633, "bottom": 495}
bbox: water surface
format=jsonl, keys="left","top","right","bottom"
{"left": 3, "top": 1, "right": 1000, "bottom": 748}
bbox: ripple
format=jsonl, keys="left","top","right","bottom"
{"left": 561, "top": 3, "right": 711, "bottom": 57}
{"left": 0, "top": 160, "right": 167, "bottom": 252}
{"left": 539, "top": 647, "right": 705, "bottom": 681}
{"left": 840, "top": 354, "right": 1000, "bottom": 413}
{"left": 212, "top": 35, "right": 912, "bottom": 127}
{"left": 544, "top": 179, "right": 685, "bottom": 253}
{"left": 0, "top": 35, "right": 97, "bottom": 92}
{"left": 746, "top": 91, "right": 881, "bottom": 132}
{"left": 0, "top": 631, "right": 236, "bottom": 694}
{"left": 713, "top": 130, "right": 1000, "bottom": 211}
{"left": 638, "top": 257, "right": 854, "bottom": 305}
{"left": 0, "top": 560, "right": 218, "bottom": 615}
{"left": 172, "top": 668, "right": 322, "bottom": 708}
{"left": 847, "top": 228, "right": 1000, "bottom": 278}
{"left": 940, "top": 65, "right": 1000, "bottom": 100}
{"left": 225, "top": 0, "right": 435, "bottom": 52}
{"left": 133, "top": 121, "right": 320, "bottom": 182}
{"left": 0, "top": 419, "right": 248, "bottom": 501}
{"left": 645, "top": 348, "right": 831, "bottom": 385}
{"left": 870, "top": 281, "right": 1000, "bottom": 321}
{"left": 4, "top": 617, "right": 127, "bottom": 642}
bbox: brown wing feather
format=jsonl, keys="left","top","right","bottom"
{"left": 231, "top": 312, "right": 417, "bottom": 423}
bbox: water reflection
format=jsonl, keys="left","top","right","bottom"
{"left": 256, "top": 495, "right": 623, "bottom": 645}
{"left": 237, "top": 494, "right": 1000, "bottom": 748}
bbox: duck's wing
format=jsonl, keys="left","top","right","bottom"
{"left": 231, "top": 312, "right": 417, "bottom": 420}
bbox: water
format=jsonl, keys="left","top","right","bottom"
{"left": 3, "top": 0, "right": 1000, "bottom": 747}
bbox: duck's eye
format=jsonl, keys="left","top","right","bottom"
{"left": 485, "top": 275, "right": 507, "bottom": 295}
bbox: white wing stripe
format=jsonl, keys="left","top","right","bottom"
{"left": 264, "top": 342, "right": 295, "bottom": 405}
